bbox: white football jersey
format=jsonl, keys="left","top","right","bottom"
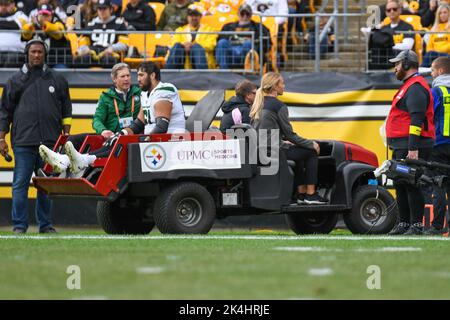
{"left": 141, "top": 82, "right": 186, "bottom": 134}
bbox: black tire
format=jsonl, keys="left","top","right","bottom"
{"left": 286, "top": 212, "right": 338, "bottom": 235}
{"left": 344, "top": 185, "right": 398, "bottom": 234}
{"left": 97, "top": 201, "right": 155, "bottom": 235}
{"left": 153, "top": 182, "right": 216, "bottom": 234}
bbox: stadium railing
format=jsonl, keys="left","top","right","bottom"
{"left": 366, "top": 30, "right": 450, "bottom": 72}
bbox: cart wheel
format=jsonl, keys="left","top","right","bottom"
{"left": 344, "top": 185, "right": 398, "bottom": 234}
{"left": 286, "top": 212, "right": 338, "bottom": 235}
{"left": 153, "top": 182, "right": 216, "bottom": 234}
{"left": 97, "top": 200, "right": 155, "bottom": 235}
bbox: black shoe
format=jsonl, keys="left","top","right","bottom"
{"left": 13, "top": 227, "right": 26, "bottom": 234}
{"left": 39, "top": 227, "right": 57, "bottom": 234}
{"left": 388, "top": 222, "right": 410, "bottom": 235}
{"left": 297, "top": 193, "right": 306, "bottom": 204}
{"left": 404, "top": 224, "right": 423, "bottom": 235}
{"left": 423, "top": 226, "right": 449, "bottom": 235}
{"left": 304, "top": 193, "right": 328, "bottom": 205}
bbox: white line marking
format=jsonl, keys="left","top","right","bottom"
{"left": 274, "top": 247, "right": 342, "bottom": 252}
{"left": 275, "top": 246, "right": 422, "bottom": 252}
{"left": 0, "top": 235, "right": 448, "bottom": 241}
{"left": 308, "top": 268, "right": 334, "bottom": 276}
{"left": 136, "top": 266, "right": 165, "bottom": 274}
{"left": 355, "top": 247, "right": 423, "bottom": 252}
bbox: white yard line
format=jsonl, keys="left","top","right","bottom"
{"left": 0, "top": 235, "right": 449, "bottom": 241}
{"left": 275, "top": 246, "right": 423, "bottom": 252}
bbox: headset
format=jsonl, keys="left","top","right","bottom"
{"left": 402, "top": 49, "right": 411, "bottom": 71}
{"left": 24, "top": 39, "right": 48, "bottom": 60}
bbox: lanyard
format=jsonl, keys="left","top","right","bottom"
{"left": 113, "top": 96, "right": 135, "bottom": 120}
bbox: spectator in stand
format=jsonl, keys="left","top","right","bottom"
{"left": 245, "top": 0, "right": 289, "bottom": 25}
{"left": 15, "top": 0, "right": 35, "bottom": 15}
{"left": 220, "top": 79, "right": 257, "bottom": 132}
{"left": 157, "top": 0, "right": 191, "bottom": 31}
{"left": 0, "top": 0, "right": 28, "bottom": 67}
{"left": 22, "top": 4, "right": 71, "bottom": 67}
{"left": 72, "top": 0, "right": 97, "bottom": 29}
{"left": 78, "top": 0, "right": 121, "bottom": 13}
{"left": 75, "top": 0, "right": 128, "bottom": 67}
{"left": 122, "top": 0, "right": 156, "bottom": 31}
{"left": 369, "top": 0, "right": 415, "bottom": 69}
{"left": 421, "top": 0, "right": 439, "bottom": 28}
{"left": 165, "top": 4, "right": 217, "bottom": 69}
{"left": 215, "top": 4, "right": 271, "bottom": 69}
{"left": 305, "top": 15, "right": 334, "bottom": 59}
{"left": 29, "top": 0, "right": 67, "bottom": 23}
{"left": 422, "top": 4, "right": 450, "bottom": 66}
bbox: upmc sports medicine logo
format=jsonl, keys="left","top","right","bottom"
{"left": 143, "top": 144, "right": 166, "bottom": 170}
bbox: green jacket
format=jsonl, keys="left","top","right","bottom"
{"left": 157, "top": 1, "right": 191, "bottom": 31}
{"left": 92, "top": 85, "right": 141, "bottom": 134}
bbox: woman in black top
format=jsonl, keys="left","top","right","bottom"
{"left": 250, "top": 72, "right": 327, "bottom": 204}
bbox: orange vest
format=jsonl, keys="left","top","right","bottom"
{"left": 386, "top": 74, "right": 435, "bottom": 139}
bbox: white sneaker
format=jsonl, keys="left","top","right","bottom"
{"left": 64, "top": 141, "right": 89, "bottom": 178}
{"left": 39, "top": 145, "right": 70, "bottom": 173}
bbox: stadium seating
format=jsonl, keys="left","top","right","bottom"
{"left": 124, "top": 32, "right": 172, "bottom": 68}
{"left": 149, "top": 2, "right": 165, "bottom": 24}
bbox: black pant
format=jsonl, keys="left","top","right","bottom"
{"left": 285, "top": 146, "right": 318, "bottom": 186}
{"left": 393, "top": 148, "right": 432, "bottom": 224}
{"left": 430, "top": 144, "right": 450, "bottom": 228}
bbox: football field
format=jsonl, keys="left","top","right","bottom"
{"left": 1, "top": 230, "right": 450, "bottom": 300}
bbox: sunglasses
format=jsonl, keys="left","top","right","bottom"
{"left": 240, "top": 11, "right": 251, "bottom": 17}
{"left": 386, "top": 7, "right": 399, "bottom": 12}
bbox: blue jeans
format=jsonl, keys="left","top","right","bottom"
{"left": 12, "top": 146, "right": 53, "bottom": 231}
{"left": 165, "top": 43, "right": 208, "bottom": 69}
{"left": 422, "top": 51, "right": 450, "bottom": 68}
{"left": 308, "top": 32, "right": 329, "bottom": 58}
{"left": 215, "top": 39, "right": 252, "bottom": 69}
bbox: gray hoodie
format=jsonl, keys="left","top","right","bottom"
{"left": 432, "top": 74, "right": 450, "bottom": 88}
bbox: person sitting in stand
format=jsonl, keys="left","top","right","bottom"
{"left": 215, "top": 4, "right": 271, "bottom": 69}
{"left": 122, "top": 0, "right": 156, "bottom": 31}
{"left": 0, "top": 0, "right": 29, "bottom": 68}
{"left": 165, "top": 4, "right": 217, "bottom": 70}
{"left": 74, "top": 0, "right": 128, "bottom": 67}
{"left": 22, "top": 4, "right": 71, "bottom": 67}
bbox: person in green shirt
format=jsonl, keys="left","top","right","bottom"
{"left": 66, "top": 62, "right": 141, "bottom": 150}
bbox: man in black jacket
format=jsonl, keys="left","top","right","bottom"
{"left": 220, "top": 80, "right": 257, "bottom": 132}
{"left": 122, "top": 0, "right": 156, "bottom": 31}
{"left": 0, "top": 39, "right": 72, "bottom": 234}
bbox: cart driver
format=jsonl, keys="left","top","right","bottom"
{"left": 39, "top": 61, "right": 186, "bottom": 177}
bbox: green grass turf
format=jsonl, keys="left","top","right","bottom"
{"left": 1, "top": 230, "right": 450, "bottom": 300}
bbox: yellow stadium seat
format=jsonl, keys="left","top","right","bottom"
{"left": 121, "top": 0, "right": 129, "bottom": 13}
{"left": 383, "top": 15, "right": 424, "bottom": 64}
{"left": 201, "top": 13, "right": 237, "bottom": 31}
{"left": 124, "top": 32, "right": 172, "bottom": 68}
{"left": 149, "top": 2, "right": 165, "bottom": 24}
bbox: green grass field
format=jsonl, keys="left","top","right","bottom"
{"left": 1, "top": 229, "right": 450, "bottom": 300}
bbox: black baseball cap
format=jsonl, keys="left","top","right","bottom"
{"left": 96, "top": 0, "right": 112, "bottom": 9}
